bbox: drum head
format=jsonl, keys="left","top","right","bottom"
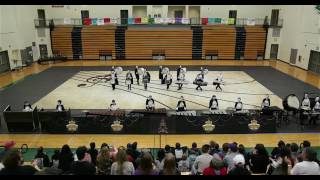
{"left": 283, "top": 94, "right": 300, "bottom": 110}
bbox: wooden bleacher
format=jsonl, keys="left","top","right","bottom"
{"left": 202, "top": 26, "right": 236, "bottom": 59}
{"left": 51, "top": 26, "right": 73, "bottom": 59}
{"left": 81, "top": 26, "right": 116, "bottom": 59}
{"left": 125, "top": 29, "right": 193, "bottom": 59}
{"left": 244, "top": 26, "right": 267, "bottom": 60}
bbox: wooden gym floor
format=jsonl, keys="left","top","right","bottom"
{"left": 0, "top": 59, "right": 320, "bottom": 148}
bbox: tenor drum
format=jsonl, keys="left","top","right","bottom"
{"left": 283, "top": 94, "right": 300, "bottom": 111}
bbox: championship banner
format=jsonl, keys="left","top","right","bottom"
{"left": 208, "top": 18, "right": 215, "bottom": 24}
{"left": 91, "top": 18, "right": 97, "bottom": 25}
{"left": 110, "top": 18, "right": 118, "bottom": 24}
{"left": 97, "top": 18, "right": 104, "bottom": 25}
{"left": 181, "top": 18, "right": 190, "bottom": 24}
{"left": 175, "top": 18, "right": 182, "bottom": 24}
{"left": 246, "top": 18, "right": 256, "bottom": 26}
{"left": 228, "top": 18, "right": 235, "bottom": 25}
{"left": 166, "top": 18, "right": 175, "bottom": 24}
{"left": 201, "top": 18, "right": 208, "bottom": 25}
{"left": 221, "top": 18, "right": 228, "bottom": 24}
{"left": 128, "top": 18, "right": 134, "bottom": 24}
{"left": 134, "top": 17, "right": 141, "bottom": 24}
{"left": 141, "top": 17, "right": 148, "bottom": 24}
{"left": 83, "top": 18, "right": 91, "bottom": 25}
{"left": 154, "top": 18, "right": 162, "bottom": 24}
{"left": 104, "top": 18, "right": 110, "bottom": 24}
{"left": 64, "top": 18, "right": 72, "bottom": 24}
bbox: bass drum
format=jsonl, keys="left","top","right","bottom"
{"left": 283, "top": 94, "right": 300, "bottom": 111}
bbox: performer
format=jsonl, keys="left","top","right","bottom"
{"left": 209, "top": 95, "right": 219, "bottom": 111}
{"left": 111, "top": 66, "right": 118, "bottom": 85}
{"left": 195, "top": 73, "right": 204, "bottom": 91}
{"left": 110, "top": 71, "right": 117, "bottom": 90}
{"left": 200, "top": 67, "right": 205, "bottom": 79}
{"left": 143, "top": 69, "right": 151, "bottom": 91}
{"left": 164, "top": 72, "right": 173, "bottom": 90}
{"left": 159, "top": 66, "right": 164, "bottom": 84}
{"left": 23, "top": 101, "right": 33, "bottom": 112}
{"left": 176, "top": 65, "right": 182, "bottom": 79}
{"left": 176, "top": 96, "right": 187, "bottom": 111}
{"left": 125, "top": 70, "right": 134, "bottom": 90}
{"left": 310, "top": 96, "right": 320, "bottom": 125}
{"left": 56, "top": 100, "right": 65, "bottom": 112}
{"left": 300, "top": 93, "right": 311, "bottom": 126}
{"left": 177, "top": 71, "right": 185, "bottom": 90}
{"left": 109, "top": 100, "right": 119, "bottom": 111}
{"left": 135, "top": 66, "right": 139, "bottom": 85}
{"left": 261, "top": 95, "right": 271, "bottom": 109}
{"left": 146, "top": 95, "right": 155, "bottom": 111}
{"left": 213, "top": 73, "right": 223, "bottom": 91}
{"left": 234, "top": 97, "right": 243, "bottom": 111}
{"left": 301, "top": 93, "right": 311, "bottom": 110}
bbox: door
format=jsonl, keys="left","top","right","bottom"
{"left": 37, "top": 9, "right": 46, "bottom": 27}
{"left": 308, "top": 50, "right": 320, "bottom": 74}
{"left": 174, "top": 10, "right": 183, "bottom": 18}
{"left": 270, "top": 44, "right": 279, "bottom": 59}
{"left": 271, "top": 9, "right": 279, "bottom": 26}
{"left": 289, "top": 49, "right": 298, "bottom": 64}
{"left": 39, "top": 44, "right": 48, "bottom": 59}
{"left": 120, "top": 10, "right": 128, "bottom": 25}
{"left": 81, "top": 10, "right": 89, "bottom": 25}
{"left": 0, "top": 51, "right": 10, "bottom": 73}
{"left": 229, "top": 10, "right": 237, "bottom": 25}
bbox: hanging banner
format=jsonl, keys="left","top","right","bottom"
{"left": 83, "top": 18, "right": 91, "bottom": 25}
{"left": 201, "top": 18, "right": 208, "bottom": 25}
{"left": 91, "top": 18, "right": 97, "bottom": 25}
{"left": 175, "top": 18, "right": 182, "bottom": 24}
{"left": 134, "top": 17, "right": 141, "bottom": 24}
{"left": 246, "top": 18, "right": 256, "bottom": 26}
{"left": 110, "top": 18, "right": 118, "bottom": 24}
{"left": 154, "top": 18, "right": 162, "bottom": 24}
{"left": 128, "top": 18, "right": 134, "bottom": 24}
{"left": 208, "top": 18, "right": 215, "bottom": 24}
{"left": 227, "top": 18, "right": 235, "bottom": 25}
{"left": 104, "top": 18, "right": 110, "bottom": 24}
{"left": 97, "top": 18, "right": 104, "bottom": 25}
{"left": 221, "top": 18, "right": 228, "bottom": 24}
{"left": 182, "top": 18, "right": 190, "bottom": 24}
{"left": 64, "top": 18, "right": 72, "bottom": 24}
{"left": 141, "top": 17, "right": 148, "bottom": 24}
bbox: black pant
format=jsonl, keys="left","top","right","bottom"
{"left": 128, "top": 84, "right": 131, "bottom": 90}
{"left": 144, "top": 83, "right": 147, "bottom": 90}
{"left": 216, "top": 84, "right": 222, "bottom": 91}
{"left": 135, "top": 75, "right": 139, "bottom": 85}
{"left": 300, "top": 110, "right": 309, "bottom": 125}
{"left": 112, "top": 84, "right": 115, "bottom": 90}
{"left": 196, "top": 85, "right": 202, "bottom": 90}
{"left": 167, "top": 84, "right": 170, "bottom": 89}
{"left": 177, "top": 107, "right": 185, "bottom": 112}
{"left": 178, "top": 84, "right": 183, "bottom": 90}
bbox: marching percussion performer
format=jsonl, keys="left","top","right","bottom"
{"left": 159, "top": 66, "right": 164, "bottom": 84}
{"left": 109, "top": 100, "right": 119, "bottom": 111}
{"left": 209, "top": 95, "right": 219, "bottom": 110}
{"left": 143, "top": 69, "right": 151, "bottom": 91}
{"left": 164, "top": 72, "right": 173, "bottom": 90}
{"left": 56, "top": 100, "right": 65, "bottom": 112}
{"left": 310, "top": 96, "right": 320, "bottom": 125}
{"left": 261, "top": 95, "right": 271, "bottom": 109}
{"left": 110, "top": 71, "right": 117, "bottom": 90}
{"left": 176, "top": 96, "right": 187, "bottom": 112}
{"left": 177, "top": 65, "right": 182, "bottom": 79}
{"left": 135, "top": 66, "right": 140, "bottom": 85}
{"left": 301, "top": 93, "right": 311, "bottom": 110}
{"left": 234, "top": 97, "right": 243, "bottom": 111}
{"left": 177, "top": 70, "right": 185, "bottom": 90}
{"left": 125, "top": 70, "right": 134, "bottom": 90}
{"left": 195, "top": 73, "right": 204, "bottom": 91}
{"left": 23, "top": 101, "right": 33, "bottom": 112}
{"left": 146, "top": 95, "right": 155, "bottom": 111}
{"left": 313, "top": 96, "right": 320, "bottom": 112}
{"left": 213, "top": 73, "right": 223, "bottom": 91}
{"left": 111, "top": 66, "right": 119, "bottom": 85}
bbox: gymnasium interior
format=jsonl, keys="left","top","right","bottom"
{"left": 0, "top": 5, "right": 320, "bottom": 175}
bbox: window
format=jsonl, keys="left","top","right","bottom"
{"left": 272, "top": 28, "right": 281, "bottom": 37}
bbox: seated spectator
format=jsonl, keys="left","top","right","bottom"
{"left": 190, "top": 142, "right": 201, "bottom": 156}
{"left": 271, "top": 140, "right": 285, "bottom": 158}
{"left": 96, "top": 147, "right": 112, "bottom": 175}
{"left": 192, "top": 144, "right": 212, "bottom": 175}
{"left": 290, "top": 143, "right": 299, "bottom": 165}
{"left": 248, "top": 144, "right": 269, "bottom": 174}
{"left": 290, "top": 147, "right": 320, "bottom": 175}
{"left": 238, "top": 144, "right": 249, "bottom": 166}
{"left": 51, "top": 150, "right": 60, "bottom": 169}
{"left": 70, "top": 146, "right": 96, "bottom": 175}
{"left": 160, "top": 153, "right": 179, "bottom": 175}
{"left": 218, "top": 143, "right": 229, "bottom": 160}
{"left": 178, "top": 153, "right": 189, "bottom": 173}
{"left": 269, "top": 147, "right": 290, "bottom": 175}
{"left": 297, "top": 140, "right": 311, "bottom": 162}
{"left": 175, "top": 143, "right": 183, "bottom": 161}
{"left": 34, "top": 167, "right": 62, "bottom": 175}
{"left": 58, "top": 144, "right": 74, "bottom": 173}
{"left": 132, "top": 142, "right": 141, "bottom": 161}
{"left": 134, "top": 152, "right": 158, "bottom": 175}
{"left": 209, "top": 141, "right": 220, "bottom": 155}
{"left": 203, "top": 155, "right": 227, "bottom": 175}
{"left": 111, "top": 149, "right": 135, "bottom": 175}
{"left": 88, "top": 142, "right": 98, "bottom": 166}
{"left": 187, "top": 150, "right": 197, "bottom": 170}
{"left": 100, "top": 143, "right": 109, "bottom": 150}
{"left": 228, "top": 154, "right": 251, "bottom": 175}
{"left": 34, "top": 146, "right": 50, "bottom": 169}
{"left": 0, "top": 141, "right": 16, "bottom": 162}
{"left": 155, "top": 149, "right": 165, "bottom": 171}
{"left": 223, "top": 143, "right": 240, "bottom": 171}
{"left": 0, "top": 150, "right": 38, "bottom": 175}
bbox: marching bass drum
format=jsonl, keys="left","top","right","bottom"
{"left": 181, "top": 67, "right": 187, "bottom": 74}
{"left": 203, "top": 68, "right": 209, "bottom": 75}
{"left": 138, "top": 68, "right": 146, "bottom": 75}
{"left": 162, "top": 67, "right": 169, "bottom": 74}
{"left": 283, "top": 94, "right": 300, "bottom": 111}
{"left": 115, "top": 67, "right": 123, "bottom": 75}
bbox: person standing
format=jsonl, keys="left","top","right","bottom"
{"left": 134, "top": 66, "right": 139, "bottom": 85}
{"left": 164, "top": 72, "right": 173, "bottom": 90}
{"left": 125, "top": 70, "right": 134, "bottom": 90}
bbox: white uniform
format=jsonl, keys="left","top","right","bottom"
{"left": 110, "top": 104, "right": 118, "bottom": 111}
{"left": 110, "top": 73, "right": 116, "bottom": 84}
{"left": 301, "top": 98, "right": 311, "bottom": 110}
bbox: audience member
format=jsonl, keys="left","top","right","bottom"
{"left": 192, "top": 144, "right": 212, "bottom": 175}
{"left": 0, "top": 150, "right": 37, "bottom": 175}
{"left": 178, "top": 153, "right": 189, "bottom": 172}
{"left": 134, "top": 152, "right": 158, "bottom": 175}
{"left": 203, "top": 155, "right": 227, "bottom": 175}
{"left": 0, "top": 141, "right": 16, "bottom": 162}
{"left": 96, "top": 147, "right": 112, "bottom": 175}
{"left": 248, "top": 144, "right": 269, "bottom": 174}
{"left": 223, "top": 143, "right": 240, "bottom": 171}
{"left": 175, "top": 143, "right": 183, "bottom": 161}
{"left": 51, "top": 150, "right": 60, "bottom": 169}
{"left": 34, "top": 146, "right": 50, "bottom": 169}
{"left": 155, "top": 149, "right": 165, "bottom": 171}
{"left": 228, "top": 154, "right": 251, "bottom": 175}
{"left": 88, "top": 142, "right": 98, "bottom": 166}
{"left": 290, "top": 147, "right": 320, "bottom": 175}
{"left": 111, "top": 149, "right": 135, "bottom": 175}
{"left": 58, "top": 144, "right": 74, "bottom": 172}
{"left": 70, "top": 146, "right": 96, "bottom": 175}
{"left": 160, "top": 153, "right": 179, "bottom": 175}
